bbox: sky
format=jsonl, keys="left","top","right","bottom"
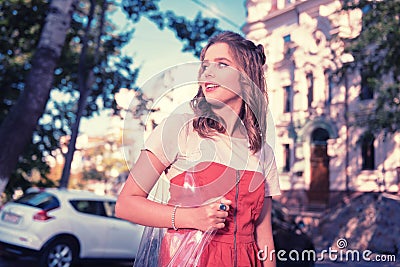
{"left": 80, "top": 0, "right": 248, "bottom": 136}
{"left": 127, "top": 0, "right": 247, "bottom": 85}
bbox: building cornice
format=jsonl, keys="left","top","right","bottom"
{"left": 243, "top": 0, "right": 334, "bottom": 34}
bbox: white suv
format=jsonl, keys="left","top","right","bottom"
{"left": 0, "top": 188, "right": 144, "bottom": 267}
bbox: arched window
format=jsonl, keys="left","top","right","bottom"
{"left": 312, "top": 128, "right": 329, "bottom": 145}
{"left": 361, "top": 133, "right": 375, "bottom": 170}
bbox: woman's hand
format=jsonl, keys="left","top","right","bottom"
{"left": 190, "top": 197, "right": 232, "bottom": 232}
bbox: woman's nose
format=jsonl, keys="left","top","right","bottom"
{"left": 203, "top": 65, "right": 216, "bottom": 78}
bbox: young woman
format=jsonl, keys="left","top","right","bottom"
{"left": 116, "top": 31, "right": 280, "bottom": 267}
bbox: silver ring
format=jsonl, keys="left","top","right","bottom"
{"left": 219, "top": 203, "right": 227, "bottom": 211}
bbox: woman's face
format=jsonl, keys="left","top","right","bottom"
{"left": 199, "top": 42, "right": 243, "bottom": 112}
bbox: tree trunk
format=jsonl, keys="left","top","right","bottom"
{"left": 59, "top": 0, "right": 105, "bottom": 188}
{"left": 0, "top": 0, "right": 76, "bottom": 195}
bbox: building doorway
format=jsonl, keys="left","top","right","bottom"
{"left": 308, "top": 128, "right": 330, "bottom": 204}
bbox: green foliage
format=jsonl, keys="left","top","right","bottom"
{"left": 82, "top": 168, "right": 105, "bottom": 181}
{"left": 342, "top": 0, "right": 400, "bottom": 135}
{"left": 370, "top": 85, "right": 400, "bottom": 134}
{"left": 121, "top": 0, "right": 161, "bottom": 23}
{"left": 0, "top": 0, "right": 137, "bottom": 196}
{"left": 5, "top": 142, "right": 56, "bottom": 203}
{"left": 82, "top": 142, "right": 129, "bottom": 183}
{"left": 163, "top": 11, "right": 221, "bottom": 57}
{"left": 0, "top": 0, "right": 56, "bottom": 198}
{"left": 0, "top": 0, "right": 48, "bottom": 121}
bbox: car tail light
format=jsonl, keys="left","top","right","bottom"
{"left": 33, "top": 210, "right": 55, "bottom": 221}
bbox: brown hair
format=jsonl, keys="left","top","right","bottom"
{"left": 190, "top": 31, "right": 268, "bottom": 153}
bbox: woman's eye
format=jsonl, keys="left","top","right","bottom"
{"left": 201, "top": 63, "right": 209, "bottom": 71}
{"left": 218, "top": 62, "right": 228, "bottom": 68}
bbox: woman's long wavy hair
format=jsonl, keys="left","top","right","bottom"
{"left": 190, "top": 31, "right": 268, "bottom": 153}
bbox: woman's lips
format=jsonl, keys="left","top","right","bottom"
{"left": 204, "top": 82, "right": 219, "bottom": 92}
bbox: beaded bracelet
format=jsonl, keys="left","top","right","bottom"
{"left": 172, "top": 205, "right": 179, "bottom": 231}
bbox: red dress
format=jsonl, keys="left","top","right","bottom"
{"left": 141, "top": 114, "right": 280, "bottom": 267}
{"left": 159, "top": 162, "right": 266, "bottom": 267}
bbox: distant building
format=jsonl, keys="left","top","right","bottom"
{"left": 47, "top": 116, "right": 129, "bottom": 196}
{"left": 243, "top": 0, "right": 400, "bottom": 204}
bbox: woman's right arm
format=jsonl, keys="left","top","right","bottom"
{"left": 115, "top": 150, "right": 231, "bottom": 231}
{"left": 115, "top": 149, "right": 178, "bottom": 228}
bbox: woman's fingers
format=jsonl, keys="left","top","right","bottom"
{"left": 220, "top": 197, "right": 232, "bottom": 207}
{"left": 216, "top": 210, "right": 228, "bottom": 218}
{"left": 214, "top": 197, "right": 231, "bottom": 212}
{"left": 214, "top": 222, "right": 226, "bottom": 229}
{"left": 198, "top": 197, "right": 232, "bottom": 231}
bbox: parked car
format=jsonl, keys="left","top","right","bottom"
{"left": 0, "top": 188, "right": 144, "bottom": 267}
{"left": 272, "top": 200, "right": 315, "bottom": 267}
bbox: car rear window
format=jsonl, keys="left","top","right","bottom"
{"left": 15, "top": 192, "right": 60, "bottom": 210}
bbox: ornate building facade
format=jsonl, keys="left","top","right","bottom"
{"left": 243, "top": 0, "right": 400, "bottom": 203}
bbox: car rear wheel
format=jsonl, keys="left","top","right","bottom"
{"left": 39, "top": 238, "right": 78, "bottom": 267}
